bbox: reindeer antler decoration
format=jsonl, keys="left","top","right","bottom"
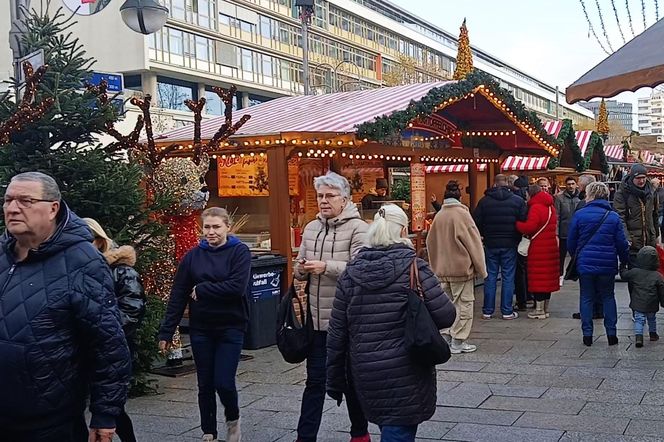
{"left": 184, "top": 85, "right": 251, "bottom": 165}
{"left": 0, "top": 62, "right": 54, "bottom": 144}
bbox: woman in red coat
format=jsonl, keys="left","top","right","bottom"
{"left": 516, "top": 184, "right": 560, "bottom": 319}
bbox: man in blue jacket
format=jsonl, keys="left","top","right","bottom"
{"left": 0, "top": 172, "right": 131, "bottom": 442}
{"left": 473, "top": 174, "right": 527, "bottom": 320}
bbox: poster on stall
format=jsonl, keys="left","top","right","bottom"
{"left": 410, "top": 163, "right": 426, "bottom": 232}
{"left": 341, "top": 159, "right": 385, "bottom": 204}
{"left": 217, "top": 156, "right": 299, "bottom": 196}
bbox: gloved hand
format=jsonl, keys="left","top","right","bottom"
{"left": 326, "top": 390, "right": 343, "bottom": 406}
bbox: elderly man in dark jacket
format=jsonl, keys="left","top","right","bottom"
{"left": 473, "top": 174, "right": 527, "bottom": 320}
{"left": 0, "top": 172, "right": 131, "bottom": 442}
{"left": 555, "top": 177, "right": 580, "bottom": 285}
{"left": 614, "top": 163, "right": 659, "bottom": 261}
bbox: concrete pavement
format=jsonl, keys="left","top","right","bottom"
{"left": 129, "top": 279, "right": 664, "bottom": 441}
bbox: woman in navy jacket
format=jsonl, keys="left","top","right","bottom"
{"left": 567, "top": 182, "right": 630, "bottom": 347}
{"left": 159, "top": 207, "right": 251, "bottom": 442}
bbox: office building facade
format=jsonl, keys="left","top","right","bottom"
{"left": 580, "top": 99, "right": 633, "bottom": 132}
{"left": 638, "top": 92, "right": 664, "bottom": 138}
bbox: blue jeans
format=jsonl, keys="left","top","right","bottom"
{"left": 634, "top": 311, "right": 657, "bottom": 335}
{"left": 297, "top": 331, "right": 368, "bottom": 442}
{"left": 190, "top": 328, "right": 245, "bottom": 438}
{"left": 579, "top": 274, "right": 617, "bottom": 337}
{"left": 380, "top": 425, "right": 418, "bottom": 441}
{"left": 483, "top": 247, "right": 517, "bottom": 316}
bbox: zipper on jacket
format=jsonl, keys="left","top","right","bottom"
{"left": 0, "top": 264, "right": 17, "bottom": 301}
{"left": 315, "top": 221, "right": 330, "bottom": 331}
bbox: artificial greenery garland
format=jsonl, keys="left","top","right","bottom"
{"left": 356, "top": 70, "right": 559, "bottom": 150}
{"left": 545, "top": 119, "right": 609, "bottom": 173}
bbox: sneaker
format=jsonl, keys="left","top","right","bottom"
{"left": 482, "top": 314, "right": 492, "bottom": 320}
{"left": 559, "top": 276, "right": 564, "bottom": 286}
{"left": 572, "top": 312, "right": 581, "bottom": 319}
{"left": 442, "top": 333, "right": 452, "bottom": 344}
{"left": 226, "top": 418, "right": 241, "bottom": 442}
{"left": 651, "top": 332, "right": 660, "bottom": 341}
{"left": 636, "top": 334, "right": 644, "bottom": 348}
{"left": 202, "top": 435, "right": 217, "bottom": 442}
{"left": 502, "top": 312, "right": 519, "bottom": 320}
{"left": 451, "top": 341, "right": 477, "bottom": 354}
{"left": 583, "top": 336, "right": 593, "bottom": 346}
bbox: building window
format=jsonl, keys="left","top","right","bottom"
{"left": 196, "top": 36, "right": 209, "bottom": 61}
{"left": 168, "top": 28, "right": 183, "bottom": 55}
{"left": 157, "top": 76, "right": 197, "bottom": 111}
{"left": 124, "top": 75, "right": 142, "bottom": 91}
{"left": 241, "top": 48, "right": 254, "bottom": 73}
{"left": 170, "top": 0, "right": 185, "bottom": 20}
{"left": 205, "top": 88, "right": 237, "bottom": 115}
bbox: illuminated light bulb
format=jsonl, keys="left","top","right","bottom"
{"left": 231, "top": 154, "right": 236, "bottom": 158}
{"left": 349, "top": 154, "right": 354, "bottom": 159}
{"left": 302, "top": 140, "right": 307, "bottom": 144}
{"left": 349, "top": 141, "right": 354, "bottom": 146}
{"left": 212, "top": 154, "right": 217, "bottom": 159}
{"left": 298, "top": 152, "right": 303, "bottom": 157}
{"left": 363, "top": 138, "right": 368, "bottom": 142}
{"left": 240, "top": 153, "right": 245, "bottom": 157}
{"left": 314, "top": 153, "right": 319, "bottom": 157}
{"left": 255, "top": 140, "right": 260, "bottom": 145}
{"left": 313, "top": 140, "right": 319, "bottom": 144}
{"left": 325, "top": 140, "right": 331, "bottom": 145}
{"left": 324, "top": 150, "right": 329, "bottom": 154}
{"left": 408, "top": 157, "right": 412, "bottom": 161}
{"left": 265, "top": 140, "right": 271, "bottom": 145}
{"left": 224, "top": 142, "right": 229, "bottom": 147}
{"left": 221, "top": 154, "right": 227, "bottom": 159}
{"left": 292, "top": 140, "right": 298, "bottom": 144}
{"left": 380, "top": 155, "right": 384, "bottom": 159}
{"left": 250, "top": 152, "right": 255, "bottom": 156}
{"left": 243, "top": 141, "right": 249, "bottom": 146}
{"left": 408, "top": 123, "right": 413, "bottom": 127}
{"left": 361, "top": 155, "right": 366, "bottom": 159}
{"left": 331, "top": 150, "right": 336, "bottom": 155}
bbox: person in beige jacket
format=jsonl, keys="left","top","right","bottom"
{"left": 293, "top": 171, "right": 370, "bottom": 442}
{"left": 426, "top": 181, "right": 487, "bottom": 354}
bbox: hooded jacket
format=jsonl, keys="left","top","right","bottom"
{"left": 294, "top": 202, "right": 367, "bottom": 331}
{"left": 554, "top": 190, "right": 580, "bottom": 238}
{"left": 426, "top": 198, "right": 487, "bottom": 282}
{"left": 516, "top": 191, "right": 560, "bottom": 293}
{"left": 159, "top": 236, "right": 251, "bottom": 340}
{"left": 104, "top": 245, "right": 146, "bottom": 340}
{"left": 0, "top": 204, "right": 131, "bottom": 430}
{"left": 326, "top": 245, "right": 456, "bottom": 426}
{"left": 613, "top": 165, "right": 659, "bottom": 253}
{"left": 567, "top": 199, "right": 630, "bottom": 275}
{"left": 473, "top": 186, "right": 527, "bottom": 249}
{"left": 619, "top": 246, "right": 664, "bottom": 313}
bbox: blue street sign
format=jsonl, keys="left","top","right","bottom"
{"left": 89, "top": 72, "right": 124, "bottom": 94}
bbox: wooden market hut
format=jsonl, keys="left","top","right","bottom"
{"left": 154, "top": 71, "right": 561, "bottom": 276}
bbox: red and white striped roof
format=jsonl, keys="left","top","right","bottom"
{"left": 156, "top": 81, "right": 451, "bottom": 142}
{"left": 642, "top": 150, "right": 656, "bottom": 164}
{"left": 542, "top": 120, "right": 564, "bottom": 138}
{"left": 603, "top": 144, "right": 624, "bottom": 161}
{"left": 502, "top": 156, "right": 550, "bottom": 171}
{"left": 425, "top": 164, "right": 488, "bottom": 173}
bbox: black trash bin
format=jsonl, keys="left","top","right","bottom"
{"left": 243, "top": 254, "right": 288, "bottom": 350}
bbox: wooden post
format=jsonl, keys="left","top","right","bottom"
{"left": 267, "top": 146, "right": 293, "bottom": 286}
{"left": 468, "top": 161, "right": 479, "bottom": 210}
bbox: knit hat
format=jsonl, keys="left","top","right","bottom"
{"left": 375, "top": 178, "right": 388, "bottom": 189}
{"left": 630, "top": 163, "right": 648, "bottom": 178}
{"left": 514, "top": 176, "right": 528, "bottom": 188}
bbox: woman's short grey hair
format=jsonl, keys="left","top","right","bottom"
{"left": 10, "top": 172, "right": 61, "bottom": 201}
{"left": 578, "top": 174, "right": 596, "bottom": 187}
{"left": 313, "top": 172, "right": 351, "bottom": 198}
{"left": 507, "top": 175, "right": 519, "bottom": 187}
{"left": 585, "top": 181, "right": 609, "bottom": 201}
{"left": 366, "top": 204, "right": 412, "bottom": 248}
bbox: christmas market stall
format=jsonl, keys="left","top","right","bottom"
{"left": 152, "top": 71, "right": 562, "bottom": 276}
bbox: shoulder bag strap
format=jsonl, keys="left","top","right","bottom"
{"left": 410, "top": 259, "right": 424, "bottom": 299}
{"left": 531, "top": 207, "right": 552, "bottom": 241}
{"left": 577, "top": 210, "right": 611, "bottom": 254}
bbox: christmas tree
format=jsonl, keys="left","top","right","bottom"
{"left": 0, "top": 6, "right": 172, "bottom": 395}
{"left": 596, "top": 98, "right": 610, "bottom": 140}
{"left": 453, "top": 19, "right": 474, "bottom": 80}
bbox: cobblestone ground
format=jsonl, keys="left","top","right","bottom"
{"left": 129, "top": 279, "right": 664, "bottom": 441}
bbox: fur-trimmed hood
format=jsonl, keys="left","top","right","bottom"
{"left": 103, "top": 245, "right": 137, "bottom": 267}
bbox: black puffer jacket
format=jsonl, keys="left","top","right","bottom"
{"left": 327, "top": 245, "right": 456, "bottom": 426}
{"left": 620, "top": 246, "right": 664, "bottom": 313}
{"left": 104, "top": 245, "right": 146, "bottom": 340}
{"left": 614, "top": 173, "right": 659, "bottom": 254}
{"left": 473, "top": 186, "right": 527, "bottom": 249}
{"left": 0, "top": 205, "right": 131, "bottom": 430}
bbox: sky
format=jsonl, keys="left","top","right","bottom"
{"left": 390, "top": 0, "right": 659, "bottom": 120}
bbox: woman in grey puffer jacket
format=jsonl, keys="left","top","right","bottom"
{"left": 327, "top": 204, "right": 457, "bottom": 442}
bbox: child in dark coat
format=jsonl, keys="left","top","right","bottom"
{"left": 620, "top": 246, "right": 664, "bottom": 347}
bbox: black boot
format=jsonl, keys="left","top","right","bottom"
{"left": 572, "top": 312, "right": 581, "bottom": 319}
{"left": 608, "top": 335, "right": 619, "bottom": 346}
{"left": 650, "top": 332, "right": 659, "bottom": 341}
{"left": 636, "top": 334, "right": 644, "bottom": 348}
{"left": 583, "top": 336, "right": 593, "bottom": 346}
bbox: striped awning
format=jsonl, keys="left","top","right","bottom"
{"left": 502, "top": 156, "right": 550, "bottom": 171}
{"left": 604, "top": 144, "right": 624, "bottom": 161}
{"left": 425, "top": 164, "right": 488, "bottom": 173}
{"left": 642, "top": 150, "right": 656, "bottom": 164}
{"left": 575, "top": 130, "right": 593, "bottom": 156}
{"left": 155, "top": 81, "right": 451, "bottom": 142}
{"left": 542, "top": 120, "right": 564, "bottom": 138}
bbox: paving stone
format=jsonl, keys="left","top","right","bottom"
{"left": 441, "top": 423, "right": 563, "bottom": 442}
{"left": 237, "top": 370, "right": 306, "bottom": 384}
{"left": 438, "top": 360, "right": 488, "bottom": 372}
{"left": 430, "top": 406, "right": 522, "bottom": 425}
{"left": 487, "top": 384, "right": 548, "bottom": 398}
{"left": 436, "top": 383, "right": 492, "bottom": 408}
{"left": 616, "top": 359, "right": 664, "bottom": 369}
{"left": 562, "top": 366, "right": 656, "bottom": 380}
{"left": 580, "top": 402, "right": 664, "bottom": 420}
{"left": 514, "top": 412, "right": 630, "bottom": 434}
{"left": 449, "top": 352, "right": 540, "bottom": 363}
{"left": 436, "top": 381, "right": 462, "bottom": 392}
{"left": 479, "top": 396, "right": 585, "bottom": 415}
{"left": 508, "top": 374, "right": 604, "bottom": 389}
{"left": 436, "top": 370, "right": 515, "bottom": 385}
{"left": 240, "top": 382, "right": 305, "bottom": 397}
{"left": 480, "top": 362, "right": 566, "bottom": 376}
{"left": 640, "top": 392, "right": 664, "bottom": 405}
{"left": 542, "top": 387, "right": 645, "bottom": 404}
{"left": 414, "top": 420, "right": 455, "bottom": 439}
{"left": 245, "top": 395, "right": 312, "bottom": 413}
{"left": 624, "top": 419, "right": 664, "bottom": 437}
{"left": 560, "top": 431, "right": 663, "bottom": 441}
{"left": 532, "top": 356, "right": 619, "bottom": 368}
{"left": 599, "top": 378, "right": 664, "bottom": 392}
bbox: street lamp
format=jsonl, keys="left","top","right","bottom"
{"left": 120, "top": 0, "right": 169, "bottom": 35}
{"left": 295, "top": 0, "right": 314, "bottom": 95}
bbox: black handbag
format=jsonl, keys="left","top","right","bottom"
{"left": 404, "top": 259, "right": 451, "bottom": 366}
{"left": 276, "top": 281, "right": 314, "bottom": 364}
{"left": 564, "top": 210, "right": 611, "bottom": 281}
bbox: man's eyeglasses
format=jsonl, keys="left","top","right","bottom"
{"left": 316, "top": 193, "right": 342, "bottom": 201}
{"left": 3, "top": 197, "right": 56, "bottom": 209}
